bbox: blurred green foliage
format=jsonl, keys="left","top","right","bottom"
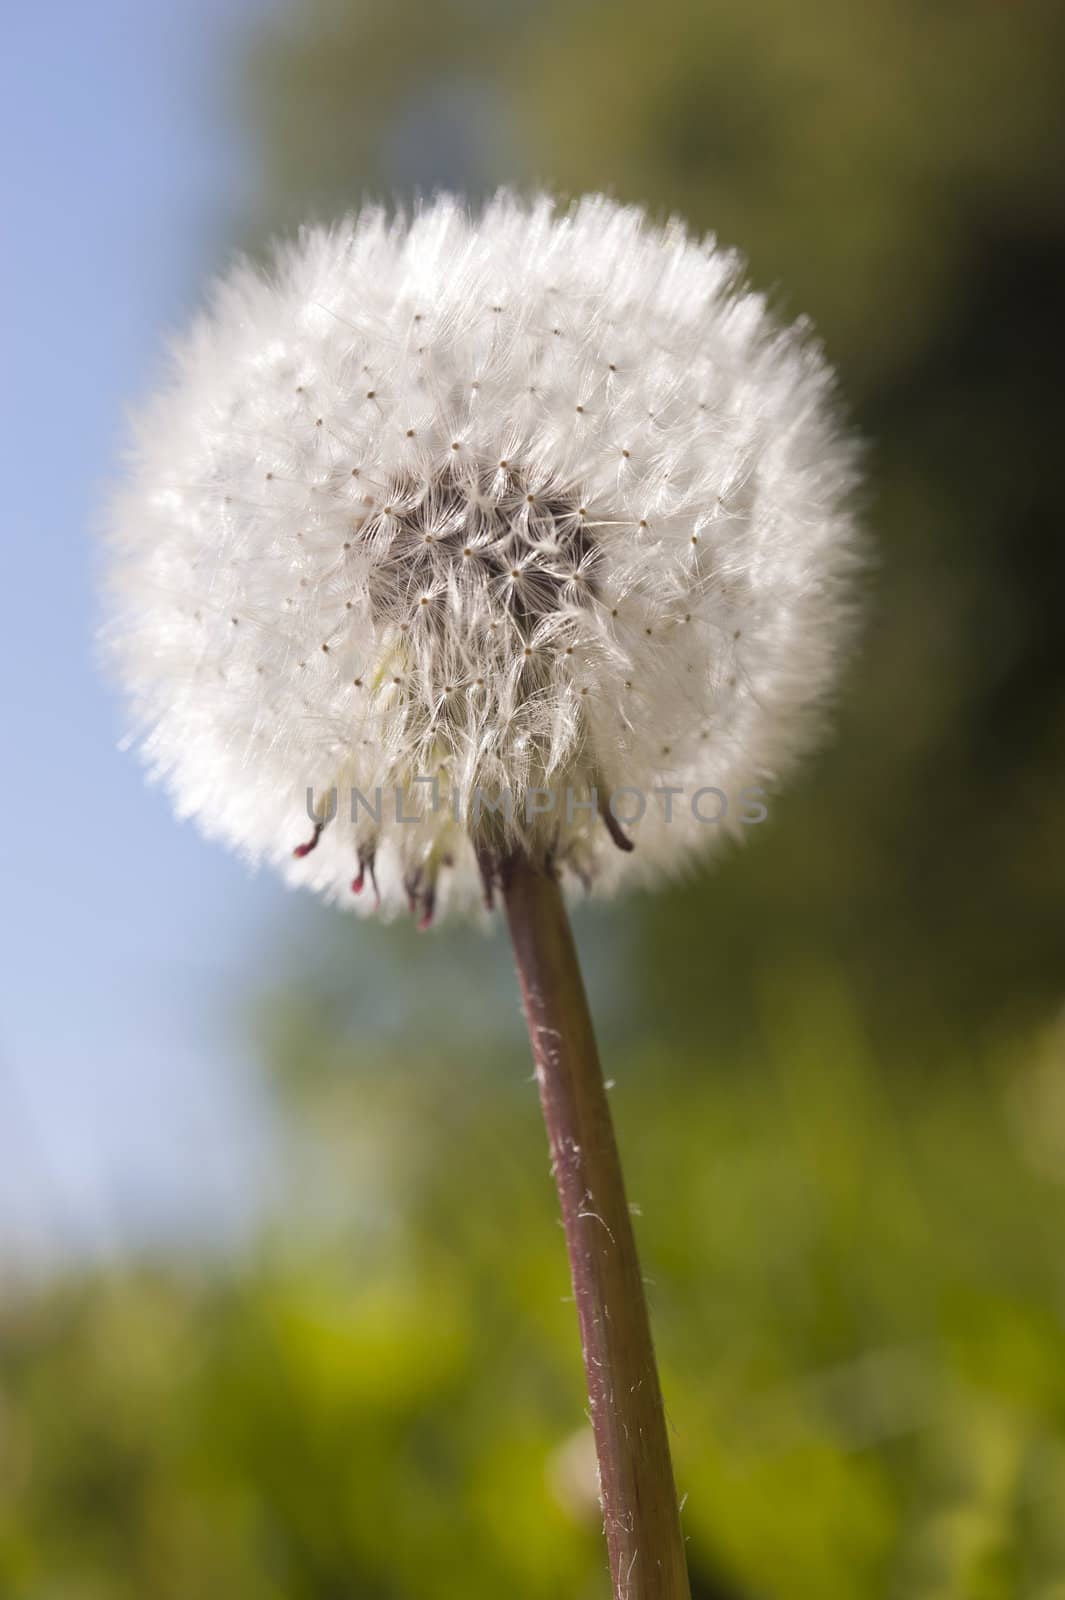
{"left": 6, "top": 993, "right": 1065, "bottom": 1596}
{"left": 4, "top": 1, "right": 1065, "bottom": 1594}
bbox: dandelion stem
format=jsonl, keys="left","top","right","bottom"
{"left": 502, "top": 853, "right": 690, "bottom": 1600}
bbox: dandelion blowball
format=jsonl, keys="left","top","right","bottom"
{"left": 105, "top": 193, "right": 860, "bottom": 923}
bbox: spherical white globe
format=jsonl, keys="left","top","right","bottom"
{"left": 104, "top": 192, "right": 860, "bottom": 922}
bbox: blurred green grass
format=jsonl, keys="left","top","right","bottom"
{"left": 5, "top": 985, "right": 1065, "bottom": 1596}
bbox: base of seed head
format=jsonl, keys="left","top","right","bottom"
{"left": 295, "top": 803, "right": 632, "bottom": 929}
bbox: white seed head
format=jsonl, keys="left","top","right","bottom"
{"left": 103, "top": 192, "right": 861, "bottom": 923}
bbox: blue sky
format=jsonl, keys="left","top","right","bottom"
{"left": 0, "top": 1, "right": 288, "bottom": 1262}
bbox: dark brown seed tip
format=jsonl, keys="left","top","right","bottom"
{"left": 600, "top": 803, "right": 636, "bottom": 854}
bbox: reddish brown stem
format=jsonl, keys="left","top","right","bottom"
{"left": 502, "top": 854, "right": 690, "bottom": 1600}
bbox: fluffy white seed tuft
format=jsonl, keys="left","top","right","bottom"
{"left": 103, "top": 192, "right": 861, "bottom": 923}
